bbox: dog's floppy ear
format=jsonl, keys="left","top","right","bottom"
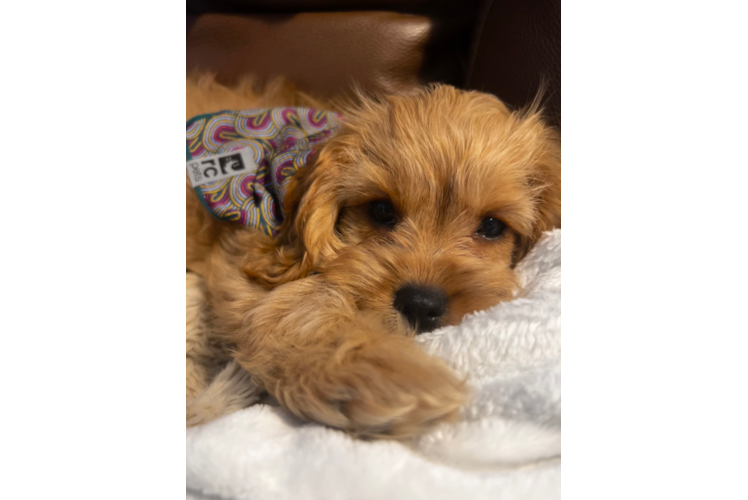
{"left": 242, "top": 147, "right": 344, "bottom": 288}
{"left": 513, "top": 120, "right": 561, "bottom": 265}
{"left": 513, "top": 160, "right": 559, "bottom": 266}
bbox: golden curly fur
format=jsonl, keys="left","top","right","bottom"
{"left": 186, "top": 75, "right": 561, "bottom": 438}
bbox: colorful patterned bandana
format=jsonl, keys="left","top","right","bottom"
{"left": 186, "top": 108, "right": 342, "bottom": 236}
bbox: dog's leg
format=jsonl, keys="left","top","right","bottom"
{"left": 186, "top": 271, "right": 235, "bottom": 402}
{"left": 211, "top": 273, "right": 467, "bottom": 439}
{"left": 186, "top": 359, "right": 263, "bottom": 427}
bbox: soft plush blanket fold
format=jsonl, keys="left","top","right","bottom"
{"left": 186, "top": 229, "right": 561, "bottom": 500}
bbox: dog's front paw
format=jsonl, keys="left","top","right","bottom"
{"left": 274, "top": 333, "right": 467, "bottom": 438}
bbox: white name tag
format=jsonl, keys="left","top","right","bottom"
{"left": 186, "top": 148, "right": 257, "bottom": 187}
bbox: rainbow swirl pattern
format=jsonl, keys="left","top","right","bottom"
{"left": 186, "top": 108, "right": 342, "bottom": 236}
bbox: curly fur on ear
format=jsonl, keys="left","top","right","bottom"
{"left": 238, "top": 211, "right": 307, "bottom": 289}
{"left": 507, "top": 97, "right": 561, "bottom": 264}
{"left": 240, "top": 149, "right": 345, "bottom": 287}
{"left": 513, "top": 152, "right": 561, "bottom": 262}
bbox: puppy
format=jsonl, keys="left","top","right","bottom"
{"left": 186, "top": 75, "right": 561, "bottom": 438}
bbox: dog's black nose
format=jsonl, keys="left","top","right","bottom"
{"left": 393, "top": 285, "right": 448, "bottom": 334}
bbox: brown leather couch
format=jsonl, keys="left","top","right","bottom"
{"left": 187, "top": 0, "right": 560, "bottom": 128}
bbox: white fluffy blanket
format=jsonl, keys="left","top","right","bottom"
{"left": 186, "top": 229, "right": 561, "bottom": 500}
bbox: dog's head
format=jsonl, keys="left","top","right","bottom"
{"left": 245, "top": 85, "right": 560, "bottom": 335}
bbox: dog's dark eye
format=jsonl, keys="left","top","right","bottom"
{"left": 476, "top": 217, "right": 507, "bottom": 239}
{"left": 369, "top": 200, "right": 397, "bottom": 226}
